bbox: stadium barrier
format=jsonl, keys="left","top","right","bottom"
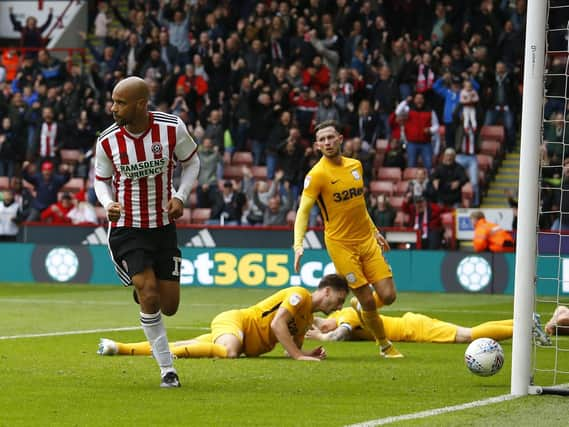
{"left": 0, "top": 243, "right": 564, "bottom": 296}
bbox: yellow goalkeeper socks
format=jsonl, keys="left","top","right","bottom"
{"left": 171, "top": 342, "right": 228, "bottom": 358}
{"left": 471, "top": 320, "right": 514, "bottom": 341}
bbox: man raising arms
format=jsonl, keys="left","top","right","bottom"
{"left": 94, "top": 77, "right": 200, "bottom": 387}
{"left": 293, "top": 120, "right": 402, "bottom": 358}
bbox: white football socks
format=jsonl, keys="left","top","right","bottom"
{"left": 140, "top": 311, "right": 176, "bottom": 376}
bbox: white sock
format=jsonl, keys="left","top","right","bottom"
{"left": 140, "top": 311, "right": 175, "bottom": 376}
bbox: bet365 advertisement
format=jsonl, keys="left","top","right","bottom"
{"left": 0, "top": 243, "right": 566, "bottom": 296}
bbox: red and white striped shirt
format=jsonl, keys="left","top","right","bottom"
{"left": 39, "top": 122, "right": 58, "bottom": 158}
{"left": 94, "top": 111, "right": 197, "bottom": 228}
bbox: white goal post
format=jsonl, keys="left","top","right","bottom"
{"left": 510, "top": 0, "right": 546, "bottom": 396}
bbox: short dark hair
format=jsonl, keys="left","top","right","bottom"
{"left": 314, "top": 120, "right": 342, "bottom": 135}
{"left": 318, "top": 274, "right": 349, "bottom": 293}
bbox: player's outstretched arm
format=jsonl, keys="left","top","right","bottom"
{"left": 306, "top": 325, "right": 351, "bottom": 342}
{"left": 293, "top": 195, "right": 316, "bottom": 272}
{"left": 271, "top": 307, "right": 321, "bottom": 361}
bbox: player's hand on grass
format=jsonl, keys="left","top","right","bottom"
{"left": 306, "top": 346, "right": 327, "bottom": 360}
{"left": 376, "top": 232, "right": 390, "bottom": 252}
{"left": 106, "top": 202, "right": 122, "bottom": 222}
{"left": 294, "top": 247, "right": 303, "bottom": 273}
{"left": 168, "top": 197, "right": 184, "bottom": 220}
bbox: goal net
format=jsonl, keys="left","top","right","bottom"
{"left": 519, "top": 0, "right": 569, "bottom": 396}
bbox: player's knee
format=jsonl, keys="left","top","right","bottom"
{"left": 161, "top": 302, "right": 179, "bottom": 316}
{"left": 382, "top": 292, "right": 396, "bottom": 306}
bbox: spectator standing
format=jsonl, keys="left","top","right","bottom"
{"left": 482, "top": 61, "right": 519, "bottom": 152}
{"left": 242, "top": 167, "right": 278, "bottom": 226}
{"left": 0, "top": 117, "right": 17, "bottom": 178}
{"left": 34, "top": 106, "right": 62, "bottom": 167}
{"left": 22, "top": 160, "right": 70, "bottom": 221}
{"left": 395, "top": 94, "right": 433, "bottom": 172}
{"left": 66, "top": 190, "right": 98, "bottom": 226}
{"left": 315, "top": 93, "right": 341, "bottom": 126}
{"left": 373, "top": 65, "right": 399, "bottom": 140}
{"left": 431, "top": 148, "right": 468, "bottom": 208}
{"left": 433, "top": 73, "right": 479, "bottom": 151}
{"left": 0, "top": 190, "right": 20, "bottom": 241}
{"left": 9, "top": 7, "right": 53, "bottom": 54}
{"left": 94, "top": 1, "right": 112, "bottom": 45}
{"left": 196, "top": 138, "right": 222, "bottom": 209}
{"left": 266, "top": 110, "right": 292, "bottom": 180}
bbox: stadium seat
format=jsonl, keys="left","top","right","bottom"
{"left": 480, "top": 140, "right": 502, "bottom": 158}
{"left": 223, "top": 151, "right": 231, "bottom": 165}
{"left": 376, "top": 167, "right": 402, "bottom": 183}
{"left": 476, "top": 154, "right": 495, "bottom": 173}
{"left": 251, "top": 166, "right": 267, "bottom": 179}
{"left": 394, "top": 211, "right": 409, "bottom": 227}
{"left": 60, "top": 149, "right": 82, "bottom": 166}
{"left": 395, "top": 180, "right": 410, "bottom": 196}
{"left": 439, "top": 125, "right": 445, "bottom": 138}
{"left": 373, "top": 152, "right": 385, "bottom": 171}
{"left": 369, "top": 180, "right": 394, "bottom": 196}
{"left": 388, "top": 196, "right": 405, "bottom": 210}
{"left": 189, "top": 192, "right": 198, "bottom": 208}
{"left": 0, "top": 176, "right": 9, "bottom": 190}
{"left": 480, "top": 125, "right": 505, "bottom": 143}
{"left": 403, "top": 167, "right": 422, "bottom": 181}
{"left": 375, "top": 138, "right": 389, "bottom": 153}
{"left": 191, "top": 208, "right": 211, "bottom": 224}
{"left": 61, "top": 178, "right": 85, "bottom": 193}
{"left": 461, "top": 182, "right": 474, "bottom": 207}
{"left": 232, "top": 152, "right": 253, "bottom": 166}
{"left": 223, "top": 165, "right": 243, "bottom": 180}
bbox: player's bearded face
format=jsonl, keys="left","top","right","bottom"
{"left": 316, "top": 128, "right": 342, "bottom": 158}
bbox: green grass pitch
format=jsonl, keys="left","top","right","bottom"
{"left": 0, "top": 283, "right": 568, "bottom": 426}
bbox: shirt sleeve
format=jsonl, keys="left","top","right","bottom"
{"left": 174, "top": 117, "right": 198, "bottom": 163}
{"left": 94, "top": 139, "right": 114, "bottom": 180}
{"left": 280, "top": 288, "right": 310, "bottom": 318}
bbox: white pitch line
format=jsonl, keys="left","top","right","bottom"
{"left": 344, "top": 394, "right": 519, "bottom": 427}
{"left": 0, "top": 326, "right": 141, "bottom": 340}
{"left": 0, "top": 325, "right": 211, "bottom": 341}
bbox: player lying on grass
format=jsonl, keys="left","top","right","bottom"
{"left": 98, "top": 274, "right": 348, "bottom": 361}
{"left": 545, "top": 305, "right": 569, "bottom": 336}
{"left": 305, "top": 303, "right": 515, "bottom": 344}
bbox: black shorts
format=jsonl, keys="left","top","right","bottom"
{"left": 108, "top": 223, "right": 182, "bottom": 285}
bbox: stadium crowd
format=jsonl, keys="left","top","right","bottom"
{"left": 0, "top": 0, "right": 543, "bottom": 247}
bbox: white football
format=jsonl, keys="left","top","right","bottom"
{"left": 464, "top": 338, "right": 504, "bottom": 377}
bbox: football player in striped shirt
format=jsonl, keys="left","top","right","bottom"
{"left": 94, "top": 77, "right": 200, "bottom": 387}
